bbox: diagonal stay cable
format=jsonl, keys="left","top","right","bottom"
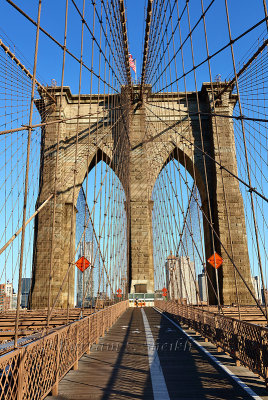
{"left": 144, "top": 103, "right": 268, "bottom": 203}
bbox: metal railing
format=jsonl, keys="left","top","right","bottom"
{"left": 155, "top": 300, "right": 268, "bottom": 386}
{"left": 0, "top": 300, "right": 128, "bottom": 399}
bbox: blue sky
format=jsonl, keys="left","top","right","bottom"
{"left": 0, "top": 0, "right": 267, "bottom": 92}
{"left": 0, "top": 0, "right": 267, "bottom": 295}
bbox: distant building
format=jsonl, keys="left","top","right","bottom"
{"left": 198, "top": 272, "right": 208, "bottom": 303}
{"left": 0, "top": 285, "right": 6, "bottom": 311}
{"left": 21, "top": 278, "right": 31, "bottom": 308}
{"left": 77, "top": 242, "right": 94, "bottom": 307}
{"left": 0, "top": 282, "right": 12, "bottom": 311}
{"left": 154, "top": 289, "right": 163, "bottom": 299}
{"left": 252, "top": 276, "right": 262, "bottom": 303}
{"left": 5, "top": 282, "right": 13, "bottom": 298}
{"left": 11, "top": 293, "right": 17, "bottom": 310}
{"left": 262, "top": 289, "right": 268, "bottom": 306}
{"left": 97, "top": 291, "right": 107, "bottom": 300}
{"left": 165, "top": 253, "right": 197, "bottom": 304}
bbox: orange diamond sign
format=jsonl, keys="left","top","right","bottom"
{"left": 75, "top": 256, "right": 90, "bottom": 272}
{"left": 207, "top": 252, "right": 223, "bottom": 269}
{"left": 162, "top": 287, "right": 168, "bottom": 296}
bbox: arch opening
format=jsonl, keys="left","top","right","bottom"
{"left": 152, "top": 158, "right": 208, "bottom": 305}
{"left": 74, "top": 159, "right": 128, "bottom": 307}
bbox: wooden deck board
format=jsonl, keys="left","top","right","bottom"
{"left": 46, "top": 307, "right": 267, "bottom": 399}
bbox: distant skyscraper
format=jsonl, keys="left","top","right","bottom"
{"left": 0, "top": 284, "right": 10, "bottom": 311}
{"left": 5, "top": 281, "right": 13, "bottom": 298}
{"left": 165, "top": 253, "right": 198, "bottom": 304}
{"left": 21, "top": 278, "right": 31, "bottom": 308}
{"left": 0, "top": 281, "right": 15, "bottom": 311}
{"left": 252, "top": 275, "right": 262, "bottom": 302}
{"left": 198, "top": 272, "right": 208, "bottom": 303}
{"left": 262, "top": 289, "right": 268, "bottom": 306}
{"left": 77, "top": 241, "right": 94, "bottom": 307}
{"left": 11, "top": 293, "right": 17, "bottom": 310}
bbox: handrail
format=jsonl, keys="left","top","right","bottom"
{"left": 0, "top": 301, "right": 128, "bottom": 399}
{"left": 155, "top": 300, "right": 268, "bottom": 386}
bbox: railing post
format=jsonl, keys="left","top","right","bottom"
{"left": 215, "top": 316, "right": 221, "bottom": 352}
{"left": 72, "top": 324, "right": 79, "bottom": 370}
{"left": 17, "top": 348, "right": 25, "bottom": 400}
{"left": 232, "top": 319, "right": 240, "bottom": 366}
{"left": 86, "top": 317, "right": 91, "bottom": 354}
{"left": 102, "top": 310, "right": 105, "bottom": 336}
{"left": 260, "top": 329, "right": 266, "bottom": 384}
{"left": 264, "top": 331, "right": 268, "bottom": 389}
{"left": 215, "top": 316, "right": 223, "bottom": 353}
{"left": 52, "top": 333, "right": 60, "bottom": 396}
{"left": 95, "top": 314, "right": 99, "bottom": 344}
{"left": 203, "top": 313, "right": 208, "bottom": 342}
{"left": 201, "top": 310, "right": 204, "bottom": 338}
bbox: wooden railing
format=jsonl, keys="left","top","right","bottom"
{"left": 155, "top": 300, "right": 268, "bottom": 386}
{"left": 0, "top": 300, "right": 128, "bottom": 399}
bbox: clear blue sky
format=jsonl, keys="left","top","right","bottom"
{"left": 0, "top": 0, "right": 266, "bottom": 92}
{"left": 0, "top": 0, "right": 267, "bottom": 293}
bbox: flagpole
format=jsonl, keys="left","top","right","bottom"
{"left": 135, "top": 59, "right": 137, "bottom": 84}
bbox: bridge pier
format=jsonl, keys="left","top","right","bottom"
{"left": 29, "top": 94, "right": 76, "bottom": 308}
{"left": 128, "top": 92, "right": 155, "bottom": 293}
{"left": 203, "top": 83, "right": 254, "bottom": 304}
{"left": 29, "top": 84, "right": 254, "bottom": 308}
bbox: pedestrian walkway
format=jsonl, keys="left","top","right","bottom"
{"left": 48, "top": 307, "right": 268, "bottom": 399}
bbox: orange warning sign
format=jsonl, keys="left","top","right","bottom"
{"left": 75, "top": 256, "right": 91, "bottom": 272}
{"left": 207, "top": 252, "right": 223, "bottom": 269}
{"left": 162, "top": 287, "right": 168, "bottom": 297}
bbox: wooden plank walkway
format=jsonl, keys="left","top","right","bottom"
{"left": 195, "top": 305, "right": 268, "bottom": 326}
{"left": 0, "top": 308, "right": 95, "bottom": 344}
{"left": 48, "top": 308, "right": 267, "bottom": 399}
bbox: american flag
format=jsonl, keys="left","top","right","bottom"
{"left": 129, "top": 53, "right": 136, "bottom": 73}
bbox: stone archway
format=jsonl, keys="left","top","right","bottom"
{"left": 30, "top": 83, "right": 254, "bottom": 308}
{"left": 127, "top": 83, "right": 253, "bottom": 304}
{"left": 29, "top": 87, "right": 127, "bottom": 308}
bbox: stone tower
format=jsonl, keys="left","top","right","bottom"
{"left": 29, "top": 83, "right": 254, "bottom": 308}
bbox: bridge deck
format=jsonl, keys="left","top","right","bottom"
{"left": 195, "top": 305, "right": 268, "bottom": 326}
{"left": 0, "top": 308, "right": 95, "bottom": 344}
{"left": 48, "top": 307, "right": 268, "bottom": 400}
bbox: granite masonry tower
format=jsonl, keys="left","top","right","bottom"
{"left": 29, "top": 84, "right": 253, "bottom": 308}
